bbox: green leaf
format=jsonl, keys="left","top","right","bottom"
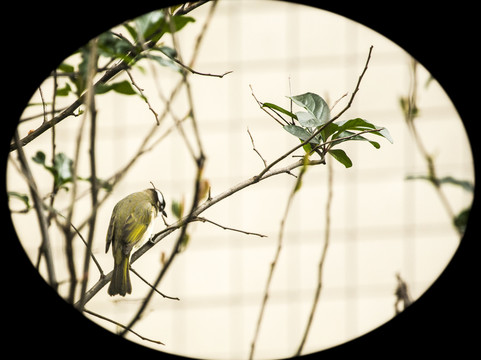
{"left": 262, "top": 102, "right": 297, "bottom": 119}
{"left": 375, "top": 127, "right": 394, "bottom": 144}
{"left": 296, "top": 111, "right": 322, "bottom": 127}
{"left": 289, "top": 92, "right": 330, "bottom": 124}
{"left": 453, "top": 207, "right": 470, "bottom": 233}
{"left": 95, "top": 80, "right": 137, "bottom": 95}
{"left": 32, "top": 151, "right": 47, "bottom": 165}
{"left": 283, "top": 125, "right": 319, "bottom": 144}
{"left": 166, "top": 15, "right": 195, "bottom": 34}
{"left": 154, "top": 45, "right": 178, "bottom": 58}
{"left": 58, "top": 62, "right": 74, "bottom": 73}
{"left": 171, "top": 199, "right": 184, "bottom": 219}
{"left": 135, "top": 10, "right": 194, "bottom": 45}
{"left": 8, "top": 191, "right": 31, "bottom": 212}
{"left": 333, "top": 118, "right": 377, "bottom": 135}
{"left": 320, "top": 122, "right": 339, "bottom": 142}
{"left": 329, "top": 149, "right": 352, "bottom": 168}
{"left": 53, "top": 153, "right": 74, "bottom": 186}
{"left": 178, "top": 232, "right": 190, "bottom": 253}
{"left": 333, "top": 118, "right": 393, "bottom": 144}
{"left": 135, "top": 10, "right": 166, "bottom": 41}
{"left": 122, "top": 23, "right": 138, "bottom": 42}
{"left": 331, "top": 130, "right": 381, "bottom": 149}
{"left": 56, "top": 82, "right": 72, "bottom": 96}
{"left": 146, "top": 54, "right": 180, "bottom": 71}
{"left": 33, "top": 151, "right": 74, "bottom": 190}
{"left": 97, "top": 31, "right": 134, "bottom": 59}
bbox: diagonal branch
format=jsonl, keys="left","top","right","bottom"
{"left": 83, "top": 308, "right": 165, "bottom": 345}
{"left": 10, "top": 61, "right": 129, "bottom": 152}
{"left": 76, "top": 156, "right": 325, "bottom": 308}
{"left": 194, "top": 216, "right": 267, "bottom": 238}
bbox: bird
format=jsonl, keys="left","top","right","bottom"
{"left": 105, "top": 186, "right": 167, "bottom": 296}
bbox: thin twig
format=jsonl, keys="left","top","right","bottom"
{"left": 126, "top": 69, "right": 160, "bottom": 125}
{"left": 194, "top": 216, "right": 267, "bottom": 238}
{"left": 402, "top": 59, "right": 459, "bottom": 235}
{"left": 174, "top": 56, "right": 232, "bottom": 78}
{"left": 247, "top": 128, "right": 267, "bottom": 167}
{"left": 249, "top": 85, "right": 286, "bottom": 127}
{"left": 249, "top": 155, "right": 309, "bottom": 360}
{"left": 129, "top": 267, "right": 180, "bottom": 300}
{"left": 330, "top": 92, "right": 348, "bottom": 111}
{"left": 38, "top": 86, "right": 48, "bottom": 124}
{"left": 173, "top": 0, "right": 210, "bottom": 16}
{"left": 83, "top": 309, "right": 165, "bottom": 345}
{"left": 50, "top": 208, "right": 104, "bottom": 277}
{"left": 158, "top": 46, "right": 232, "bottom": 78}
{"left": 295, "top": 159, "right": 333, "bottom": 356}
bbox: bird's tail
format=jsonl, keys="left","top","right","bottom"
{"left": 108, "top": 255, "right": 132, "bottom": 296}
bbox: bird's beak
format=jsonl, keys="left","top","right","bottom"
{"left": 162, "top": 210, "right": 167, "bottom": 217}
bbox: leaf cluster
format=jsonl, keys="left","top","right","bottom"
{"left": 32, "top": 150, "right": 113, "bottom": 193}
{"left": 8, "top": 150, "right": 112, "bottom": 214}
{"left": 54, "top": 9, "right": 195, "bottom": 99}
{"left": 263, "top": 92, "right": 393, "bottom": 168}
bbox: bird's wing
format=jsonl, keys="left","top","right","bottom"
{"left": 119, "top": 201, "right": 154, "bottom": 255}
{"left": 105, "top": 207, "right": 117, "bottom": 253}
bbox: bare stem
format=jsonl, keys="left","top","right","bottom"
{"left": 249, "top": 155, "right": 309, "bottom": 360}
{"left": 295, "top": 159, "right": 333, "bottom": 356}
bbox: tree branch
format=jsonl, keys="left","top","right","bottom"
{"left": 194, "top": 216, "right": 267, "bottom": 238}
{"left": 13, "top": 131, "right": 58, "bottom": 290}
{"left": 130, "top": 267, "right": 180, "bottom": 301}
{"left": 83, "top": 309, "right": 165, "bottom": 345}
{"left": 10, "top": 61, "right": 129, "bottom": 152}
{"left": 76, "top": 156, "right": 325, "bottom": 308}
